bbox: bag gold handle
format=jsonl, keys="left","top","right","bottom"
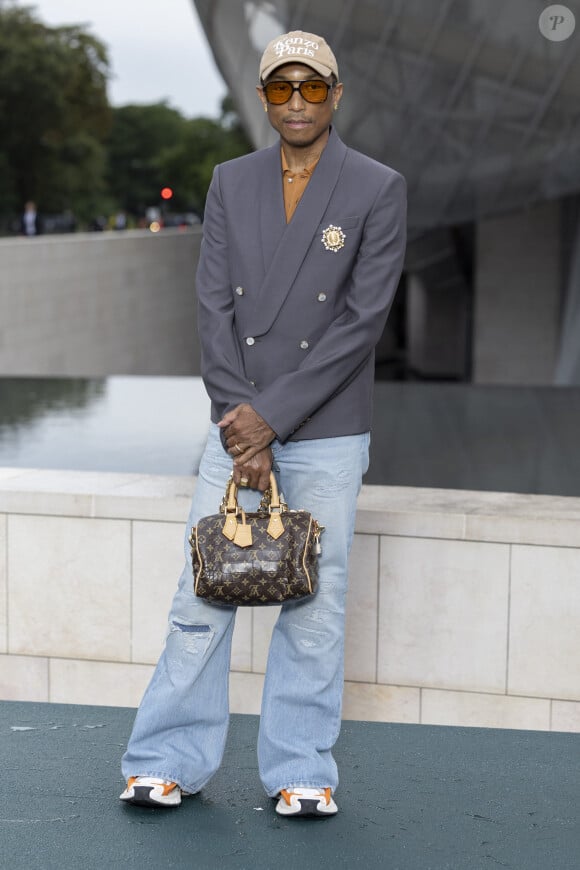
{"left": 221, "top": 473, "right": 285, "bottom": 542}
{"left": 222, "top": 473, "right": 283, "bottom": 512}
{"left": 262, "top": 473, "right": 285, "bottom": 538}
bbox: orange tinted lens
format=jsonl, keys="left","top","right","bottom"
{"left": 300, "top": 81, "right": 329, "bottom": 102}
{"left": 264, "top": 82, "right": 293, "bottom": 104}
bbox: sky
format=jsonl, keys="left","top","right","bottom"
{"left": 16, "top": 0, "right": 227, "bottom": 118}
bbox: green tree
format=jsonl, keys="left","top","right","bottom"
{"left": 107, "top": 96, "right": 253, "bottom": 219}
{"left": 106, "top": 102, "right": 189, "bottom": 216}
{"left": 157, "top": 96, "right": 253, "bottom": 215}
{"left": 0, "top": 3, "right": 111, "bottom": 226}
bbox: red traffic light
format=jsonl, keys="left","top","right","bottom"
{"left": 160, "top": 187, "right": 173, "bottom": 200}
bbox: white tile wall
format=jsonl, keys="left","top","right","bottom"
{"left": 49, "top": 659, "right": 154, "bottom": 707}
{"left": 345, "top": 534, "right": 379, "bottom": 683}
{"left": 342, "top": 682, "right": 420, "bottom": 723}
{"left": 8, "top": 514, "right": 131, "bottom": 661}
{"left": 0, "top": 653, "right": 48, "bottom": 701}
{"left": 94, "top": 474, "right": 195, "bottom": 523}
{"left": 465, "top": 512, "right": 580, "bottom": 548}
{"left": 509, "top": 545, "right": 580, "bottom": 700}
{"left": 357, "top": 485, "right": 469, "bottom": 540}
{"left": 551, "top": 700, "right": 580, "bottom": 733}
{"left": 422, "top": 688, "right": 551, "bottom": 730}
{"left": 131, "top": 520, "right": 185, "bottom": 663}
{"left": 0, "top": 514, "right": 6, "bottom": 653}
{"left": 1, "top": 473, "right": 580, "bottom": 732}
{"left": 378, "top": 536, "right": 510, "bottom": 692}
{"left": 229, "top": 671, "right": 264, "bottom": 715}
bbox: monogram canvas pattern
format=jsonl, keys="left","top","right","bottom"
{"left": 190, "top": 510, "right": 319, "bottom": 606}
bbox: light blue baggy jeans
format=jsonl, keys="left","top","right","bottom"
{"left": 121, "top": 423, "right": 370, "bottom": 797}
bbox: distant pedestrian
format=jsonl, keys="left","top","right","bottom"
{"left": 113, "top": 210, "right": 127, "bottom": 231}
{"left": 20, "top": 201, "right": 42, "bottom": 237}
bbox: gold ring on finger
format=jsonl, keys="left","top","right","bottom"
{"left": 234, "top": 443, "right": 243, "bottom": 454}
{"left": 240, "top": 477, "right": 249, "bottom": 487}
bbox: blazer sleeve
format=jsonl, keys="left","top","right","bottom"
{"left": 251, "top": 171, "right": 407, "bottom": 441}
{"left": 196, "top": 165, "right": 257, "bottom": 418}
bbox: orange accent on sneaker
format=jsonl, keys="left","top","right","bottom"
{"left": 280, "top": 787, "right": 332, "bottom": 805}
{"left": 127, "top": 777, "right": 138, "bottom": 789}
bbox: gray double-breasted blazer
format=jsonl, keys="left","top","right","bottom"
{"left": 196, "top": 127, "right": 407, "bottom": 442}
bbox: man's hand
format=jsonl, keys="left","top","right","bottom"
{"left": 232, "top": 446, "right": 273, "bottom": 492}
{"left": 218, "top": 403, "right": 276, "bottom": 465}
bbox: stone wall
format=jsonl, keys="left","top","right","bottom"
{"left": 0, "top": 229, "right": 201, "bottom": 376}
{"left": 1, "top": 467, "right": 579, "bottom": 731}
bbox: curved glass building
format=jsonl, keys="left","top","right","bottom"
{"left": 193, "top": 0, "right": 580, "bottom": 384}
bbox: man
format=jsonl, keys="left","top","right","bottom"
{"left": 120, "top": 30, "right": 406, "bottom": 818}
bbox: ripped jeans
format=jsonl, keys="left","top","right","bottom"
{"left": 121, "top": 423, "right": 370, "bottom": 797}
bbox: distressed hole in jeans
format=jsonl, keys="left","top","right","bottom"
{"left": 170, "top": 621, "right": 214, "bottom": 656}
{"left": 312, "top": 468, "right": 352, "bottom": 495}
{"left": 305, "top": 608, "right": 329, "bottom": 624}
{"left": 290, "top": 623, "right": 325, "bottom": 649}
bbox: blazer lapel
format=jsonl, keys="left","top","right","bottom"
{"left": 252, "top": 129, "right": 348, "bottom": 336}
{"left": 258, "top": 143, "right": 287, "bottom": 276}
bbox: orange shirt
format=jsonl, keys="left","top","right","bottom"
{"left": 281, "top": 148, "right": 321, "bottom": 223}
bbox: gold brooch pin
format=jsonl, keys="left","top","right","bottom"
{"left": 321, "top": 225, "right": 345, "bottom": 253}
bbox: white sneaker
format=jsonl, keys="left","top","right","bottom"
{"left": 275, "top": 787, "right": 338, "bottom": 817}
{"left": 119, "top": 776, "right": 183, "bottom": 807}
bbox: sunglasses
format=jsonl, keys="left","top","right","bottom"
{"left": 263, "top": 79, "right": 333, "bottom": 105}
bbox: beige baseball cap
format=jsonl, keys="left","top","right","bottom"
{"left": 259, "top": 31, "right": 339, "bottom": 82}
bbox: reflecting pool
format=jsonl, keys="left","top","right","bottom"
{"left": 0, "top": 376, "right": 211, "bottom": 477}
{"left": 1, "top": 376, "right": 580, "bottom": 496}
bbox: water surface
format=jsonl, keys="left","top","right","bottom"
{"left": 1, "top": 376, "right": 580, "bottom": 496}
{"left": 0, "top": 376, "right": 210, "bottom": 476}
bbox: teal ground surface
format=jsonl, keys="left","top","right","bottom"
{"left": 1, "top": 701, "right": 579, "bottom": 869}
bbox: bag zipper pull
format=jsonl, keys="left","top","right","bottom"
{"left": 314, "top": 521, "right": 324, "bottom": 555}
